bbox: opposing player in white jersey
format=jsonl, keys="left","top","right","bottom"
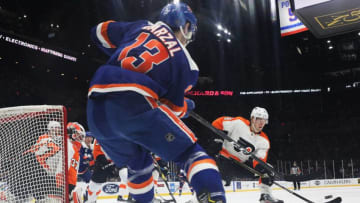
{"left": 212, "top": 107, "right": 284, "bottom": 203}
{"left": 16, "top": 120, "right": 64, "bottom": 202}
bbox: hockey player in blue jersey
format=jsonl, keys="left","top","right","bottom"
{"left": 87, "top": 2, "right": 226, "bottom": 203}
{"left": 78, "top": 132, "right": 94, "bottom": 183}
{"left": 178, "top": 169, "right": 194, "bottom": 196}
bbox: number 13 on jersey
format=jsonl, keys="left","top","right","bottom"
{"left": 118, "top": 32, "right": 170, "bottom": 74}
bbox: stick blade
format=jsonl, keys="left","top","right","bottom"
{"left": 325, "top": 197, "right": 342, "bottom": 203}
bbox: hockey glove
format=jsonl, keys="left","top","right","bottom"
{"left": 182, "top": 98, "right": 195, "bottom": 118}
{"left": 69, "top": 184, "right": 76, "bottom": 195}
{"left": 255, "top": 164, "right": 275, "bottom": 186}
{"left": 208, "top": 138, "right": 224, "bottom": 156}
{"left": 233, "top": 138, "right": 255, "bottom": 155}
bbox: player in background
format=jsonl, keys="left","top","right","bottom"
{"left": 290, "top": 161, "right": 301, "bottom": 190}
{"left": 78, "top": 132, "right": 95, "bottom": 184}
{"left": 85, "top": 139, "right": 118, "bottom": 203}
{"left": 27, "top": 121, "right": 62, "bottom": 171}
{"left": 17, "top": 120, "right": 63, "bottom": 202}
{"left": 151, "top": 155, "right": 171, "bottom": 201}
{"left": 212, "top": 107, "right": 284, "bottom": 203}
{"left": 178, "top": 169, "right": 194, "bottom": 196}
{"left": 84, "top": 138, "right": 132, "bottom": 203}
{"left": 67, "top": 122, "right": 86, "bottom": 203}
{"left": 117, "top": 166, "right": 133, "bottom": 202}
{"left": 87, "top": 2, "right": 225, "bottom": 202}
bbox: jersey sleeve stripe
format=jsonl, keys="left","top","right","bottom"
{"left": 88, "top": 83, "right": 159, "bottom": 100}
{"left": 159, "top": 98, "right": 185, "bottom": 115}
{"left": 219, "top": 148, "right": 242, "bottom": 162}
{"left": 96, "top": 20, "right": 116, "bottom": 49}
{"left": 143, "top": 96, "right": 159, "bottom": 109}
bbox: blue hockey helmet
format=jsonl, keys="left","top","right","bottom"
{"left": 159, "top": 2, "right": 197, "bottom": 44}
{"left": 85, "top": 131, "right": 93, "bottom": 137}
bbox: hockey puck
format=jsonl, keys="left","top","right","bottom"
{"left": 325, "top": 195, "right": 333, "bottom": 199}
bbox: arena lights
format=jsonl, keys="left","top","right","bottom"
{"left": 0, "top": 33, "right": 77, "bottom": 62}
{"left": 216, "top": 25, "right": 231, "bottom": 36}
{"left": 239, "top": 88, "right": 322, "bottom": 95}
{"left": 187, "top": 88, "right": 325, "bottom": 97}
{"left": 184, "top": 84, "right": 360, "bottom": 97}
{"left": 186, "top": 90, "right": 234, "bottom": 96}
{"left": 215, "top": 24, "right": 232, "bottom": 43}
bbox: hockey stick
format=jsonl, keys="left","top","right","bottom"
{"left": 151, "top": 155, "right": 177, "bottom": 203}
{"left": 189, "top": 111, "right": 342, "bottom": 203}
{"left": 234, "top": 159, "right": 341, "bottom": 203}
{"left": 155, "top": 191, "right": 176, "bottom": 203}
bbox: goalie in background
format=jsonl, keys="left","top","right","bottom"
{"left": 66, "top": 122, "right": 86, "bottom": 203}
{"left": 212, "top": 107, "right": 284, "bottom": 203}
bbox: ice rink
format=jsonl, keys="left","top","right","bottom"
{"left": 96, "top": 185, "right": 360, "bottom": 203}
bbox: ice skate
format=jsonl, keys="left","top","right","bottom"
{"left": 259, "top": 193, "right": 284, "bottom": 203}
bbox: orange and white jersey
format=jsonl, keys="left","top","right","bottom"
{"left": 212, "top": 116, "right": 270, "bottom": 167}
{"left": 68, "top": 139, "right": 81, "bottom": 186}
{"left": 25, "top": 134, "right": 62, "bottom": 175}
{"left": 93, "top": 139, "right": 111, "bottom": 161}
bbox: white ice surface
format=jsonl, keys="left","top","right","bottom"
{"left": 97, "top": 186, "right": 360, "bottom": 203}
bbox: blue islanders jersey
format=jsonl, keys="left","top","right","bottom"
{"left": 88, "top": 20, "right": 199, "bottom": 117}
{"left": 78, "top": 145, "right": 94, "bottom": 173}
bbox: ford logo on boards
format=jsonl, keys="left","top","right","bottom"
{"left": 102, "top": 183, "right": 119, "bottom": 194}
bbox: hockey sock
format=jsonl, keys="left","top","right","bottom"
{"left": 87, "top": 181, "right": 102, "bottom": 202}
{"left": 259, "top": 183, "right": 271, "bottom": 195}
{"left": 118, "top": 167, "right": 129, "bottom": 198}
{"left": 259, "top": 183, "right": 281, "bottom": 201}
{"left": 152, "top": 169, "right": 159, "bottom": 191}
{"left": 175, "top": 144, "right": 226, "bottom": 202}
{"left": 127, "top": 153, "right": 154, "bottom": 203}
